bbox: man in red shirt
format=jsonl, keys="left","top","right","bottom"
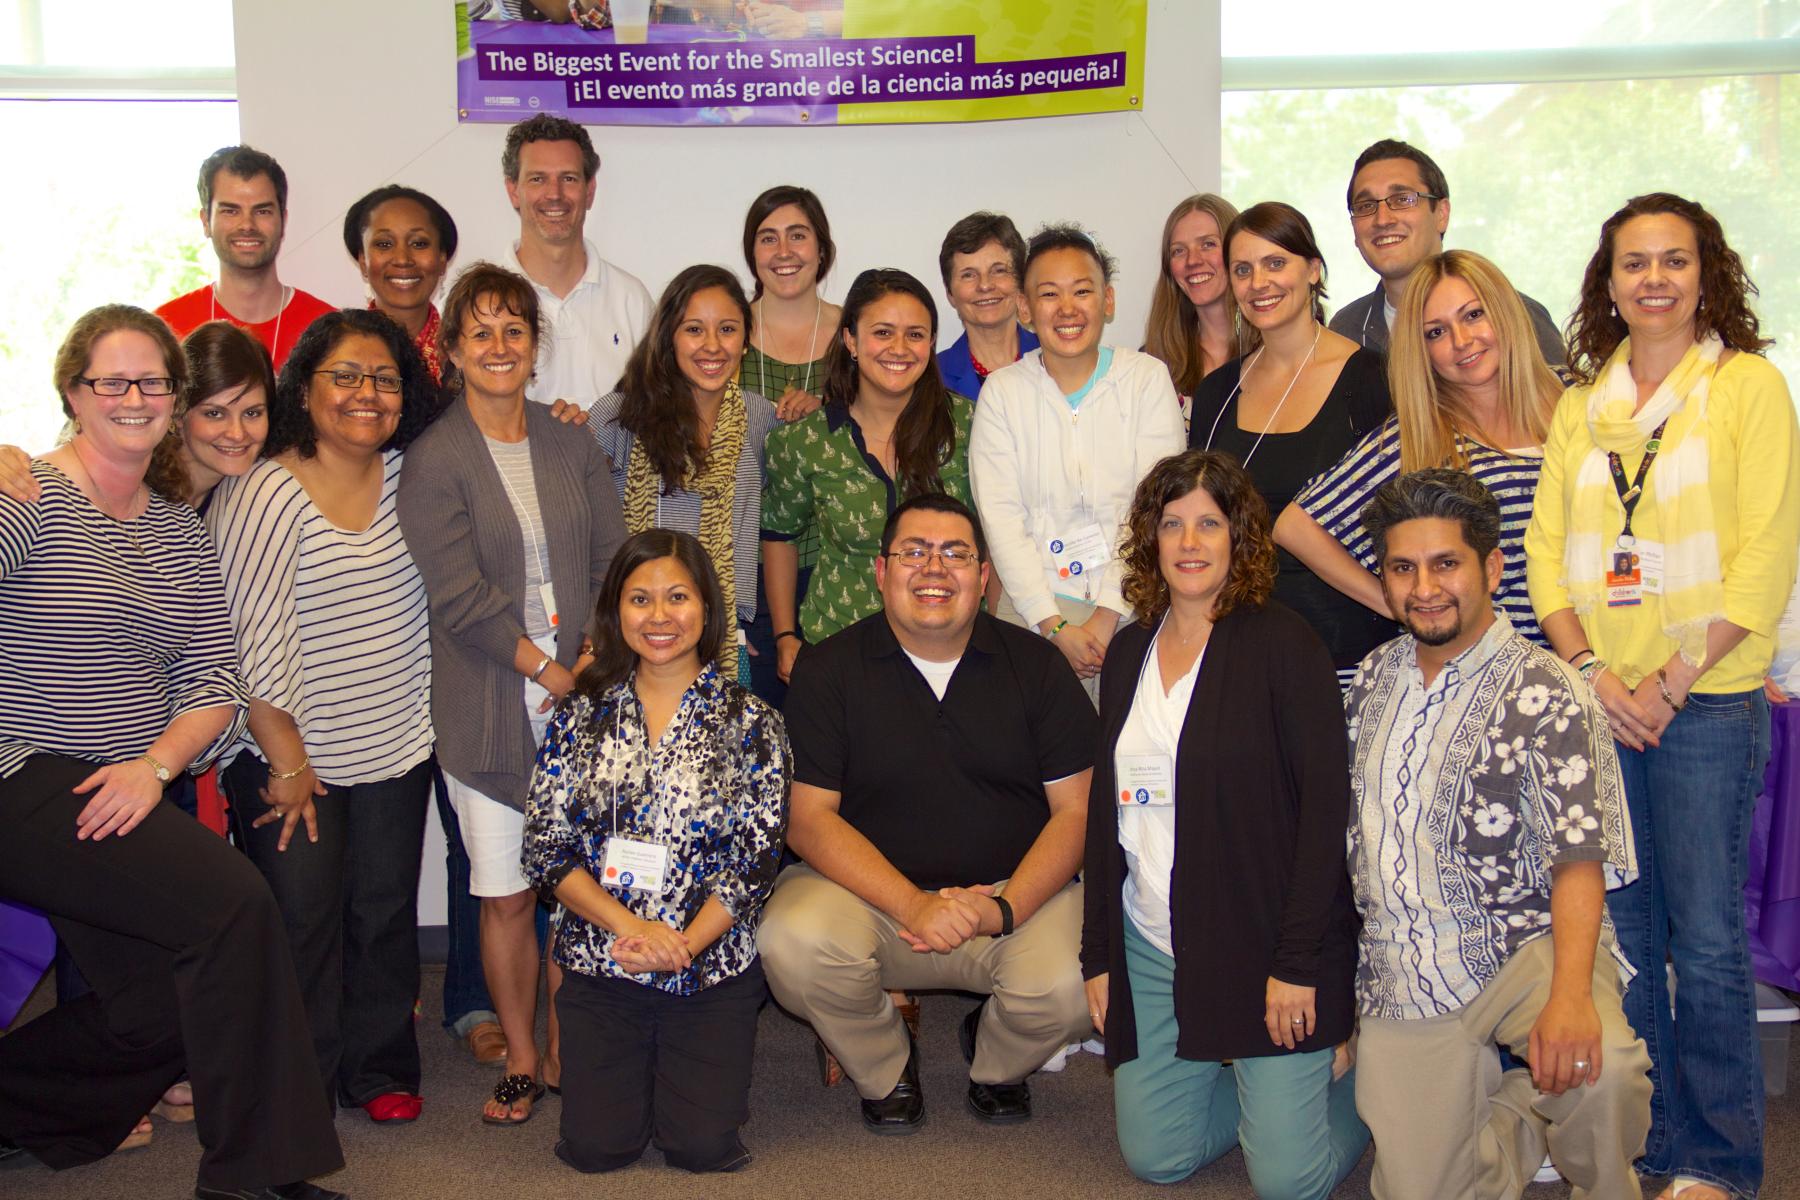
{"left": 156, "top": 146, "right": 334, "bottom": 370}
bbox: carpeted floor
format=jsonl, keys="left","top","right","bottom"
{"left": 6, "top": 967, "right": 1798, "bottom": 1199}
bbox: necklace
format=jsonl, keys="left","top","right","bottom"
{"left": 67, "top": 444, "right": 149, "bottom": 554}
{"left": 1203, "top": 323, "right": 1322, "bottom": 469}
{"left": 211, "top": 283, "right": 288, "bottom": 354}
{"left": 755, "top": 295, "right": 823, "bottom": 398}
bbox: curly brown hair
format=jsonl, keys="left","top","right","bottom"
{"left": 1119, "top": 449, "right": 1276, "bottom": 625}
{"left": 1565, "top": 192, "right": 1769, "bottom": 385}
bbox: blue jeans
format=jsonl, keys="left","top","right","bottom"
{"left": 1609, "top": 687, "right": 1770, "bottom": 1198}
{"left": 1112, "top": 920, "right": 1368, "bottom": 1198}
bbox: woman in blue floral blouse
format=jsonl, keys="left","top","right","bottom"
{"left": 522, "top": 528, "right": 790, "bottom": 1175}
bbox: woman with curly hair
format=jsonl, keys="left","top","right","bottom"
{"left": 208, "top": 307, "right": 444, "bottom": 1126}
{"left": 1080, "top": 449, "right": 1366, "bottom": 1197}
{"left": 1525, "top": 193, "right": 1800, "bottom": 1200}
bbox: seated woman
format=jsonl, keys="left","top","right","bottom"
{"left": 1190, "top": 202, "right": 1394, "bottom": 682}
{"left": 343, "top": 185, "right": 458, "bottom": 385}
{"left": 762, "top": 268, "right": 975, "bottom": 684}
{"left": 1143, "top": 193, "right": 1247, "bottom": 429}
{"left": 1276, "top": 250, "right": 1564, "bottom": 646}
{"left": 589, "top": 265, "right": 775, "bottom": 688}
{"left": 397, "top": 263, "right": 627, "bottom": 1126}
{"left": 0, "top": 305, "right": 344, "bottom": 1200}
{"left": 1082, "top": 448, "right": 1366, "bottom": 1198}
{"left": 523, "top": 529, "right": 789, "bottom": 1174}
{"left": 208, "top": 308, "right": 441, "bottom": 1126}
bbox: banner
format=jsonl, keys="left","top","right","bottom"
{"left": 456, "top": 2, "right": 1146, "bottom": 127}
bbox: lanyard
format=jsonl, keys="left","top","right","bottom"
{"left": 1605, "top": 419, "right": 1668, "bottom": 549}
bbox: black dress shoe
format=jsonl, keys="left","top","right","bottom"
{"left": 194, "top": 1182, "right": 348, "bottom": 1200}
{"left": 0, "top": 1137, "right": 27, "bottom": 1167}
{"left": 960, "top": 1001, "right": 1032, "bottom": 1123}
{"left": 859, "top": 1035, "right": 924, "bottom": 1135}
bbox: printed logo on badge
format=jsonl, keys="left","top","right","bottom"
{"left": 1134, "top": 788, "right": 1150, "bottom": 805}
{"left": 1069, "top": 561, "right": 1084, "bottom": 576}
{"left": 1605, "top": 550, "right": 1643, "bottom": 608}
{"left": 1049, "top": 539, "right": 1064, "bottom": 554}
{"left": 619, "top": 871, "right": 634, "bottom": 889}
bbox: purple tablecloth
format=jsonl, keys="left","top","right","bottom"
{"left": 1748, "top": 702, "right": 1800, "bottom": 991}
{"left": 0, "top": 899, "right": 55, "bottom": 1027}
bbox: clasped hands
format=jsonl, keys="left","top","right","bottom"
{"left": 610, "top": 916, "right": 694, "bottom": 975}
{"left": 896, "top": 884, "right": 1005, "bottom": 954}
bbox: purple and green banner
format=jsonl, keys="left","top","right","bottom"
{"left": 456, "top": 2, "right": 1146, "bottom": 127}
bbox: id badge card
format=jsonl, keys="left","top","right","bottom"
{"left": 1049, "top": 522, "right": 1109, "bottom": 582}
{"left": 1116, "top": 753, "right": 1174, "bottom": 806}
{"left": 1605, "top": 548, "right": 1642, "bottom": 608}
{"left": 538, "top": 582, "right": 560, "bottom": 628}
{"left": 601, "top": 836, "right": 669, "bottom": 894}
{"left": 1634, "top": 541, "right": 1665, "bottom": 596}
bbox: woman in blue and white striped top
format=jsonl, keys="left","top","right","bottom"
{"left": 0, "top": 305, "right": 343, "bottom": 1196}
{"left": 207, "top": 307, "right": 442, "bottom": 1125}
{"left": 1275, "top": 251, "right": 1565, "bottom": 649}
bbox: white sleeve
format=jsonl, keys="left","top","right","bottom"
{"left": 207, "top": 466, "right": 307, "bottom": 720}
{"left": 1095, "top": 363, "right": 1186, "bottom": 616}
{"left": 970, "top": 380, "right": 1059, "bottom": 627}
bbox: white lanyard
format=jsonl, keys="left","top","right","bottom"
{"left": 1202, "top": 323, "right": 1321, "bottom": 470}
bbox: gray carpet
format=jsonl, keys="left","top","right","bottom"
{"left": 6, "top": 967, "right": 1797, "bottom": 1199}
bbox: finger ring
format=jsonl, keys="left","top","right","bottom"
{"left": 1573, "top": 1059, "right": 1590, "bottom": 1070}
{"left": 1291, "top": 1017, "right": 1305, "bottom": 1025}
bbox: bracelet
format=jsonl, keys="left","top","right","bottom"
{"left": 991, "top": 895, "right": 1015, "bottom": 937}
{"left": 1568, "top": 649, "right": 1596, "bottom": 669}
{"left": 1577, "top": 656, "right": 1606, "bottom": 683}
{"left": 774, "top": 630, "right": 802, "bottom": 643}
{"left": 268, "top": 756, "right": 310, "bottom": 781}
{"left": 1045, "top": 618, "right": 1069, "bottom": 638}
{"left": 528, "top": 655, "right": 552, "bottom": 682}
{"left": 1656, "top": 667, "right": 1687, "bottom": 712}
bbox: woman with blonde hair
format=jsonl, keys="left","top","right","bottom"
{"left": 1273, "top": 249, "right": 1563, "bottom": 644}
{"left": 1143, "top": 194, "right": 1245, "bottom": 425}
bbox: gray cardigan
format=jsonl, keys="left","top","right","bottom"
{"left": 397, "top": 399, "right": 627, "bottom": 810}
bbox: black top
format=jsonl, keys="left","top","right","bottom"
{"left": 1190, "top": 348, "right": 1397, "bottom": 669}
{"left": 784, "top": 610, "right": 1097, "bottom": 891}
{"left": 1080, "top": 602, "right": 1360, "bottom": 1065}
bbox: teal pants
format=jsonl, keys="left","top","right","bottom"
{"left": 1112, "top": 919, "right": 1369, "bottom": 1198}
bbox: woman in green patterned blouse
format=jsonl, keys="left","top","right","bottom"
{"left": 761, "top": 268, "right": 975, "bottom": 682}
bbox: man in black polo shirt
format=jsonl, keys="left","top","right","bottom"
{"left": 760, "top": 494, "right": 1096, "bottom": 1134}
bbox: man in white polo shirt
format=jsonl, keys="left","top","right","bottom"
{"left": 499, "top": 114, "right": 651, "bottom": 406}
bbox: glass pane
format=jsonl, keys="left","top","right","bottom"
{"left": 0, "top": 99, "right": 240, "bottom": 454}
{"left": 1224, "top": 0, "right": 1796, "bottom": 57}
{"left": 1221, "top": 74, "right": 1798, "bottom": 387}
{"left": 0, "top": 0, "right": 235, "bottom": 69}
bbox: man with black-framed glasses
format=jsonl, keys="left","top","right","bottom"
{"left": 1330, "top": 138, "right": 1566, "bottom": 364}
{"left": 760, "top": 493, "right": 1096, "bottom": 1135}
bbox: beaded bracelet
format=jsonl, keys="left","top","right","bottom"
{"left": 1045, "top": 618, "right": 1069, "bottom": 638}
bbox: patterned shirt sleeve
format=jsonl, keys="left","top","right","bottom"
{"left": 1294, "top": 418, "right": 1401, "bottom": 571}
{"left": 760, "top": 418, "right": 814, "bottom": 541}
{"left": 1515, "top": 661, "right": 1633, "bottom": 879}
{"left": 522, "top": 693, "right": 592, "bottom": 900}
{"left": 705, "top": 698, "right": 791, "bottom": 923}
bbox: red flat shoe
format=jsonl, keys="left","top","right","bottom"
{"left": 363, "top": 1092, "right": 423, "bottom": 1123}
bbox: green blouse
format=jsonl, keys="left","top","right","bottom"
{"left": 761, "top": 397, "right": 976, "bottom": 642}
{"left": 739, "top": 344, "right": 829, "bottom": 571}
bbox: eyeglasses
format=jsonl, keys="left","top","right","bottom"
{"left": 313, "top": 368, "right": 404, "bottom": 393}
{"left": 1348, "top": 190, "right": 1442, "bottom": 219}
{"left": 885, "top": 546, "right": 979, "bottom": 568}
{"left": 77, "top": 376, "right": 176, "bottom": 397}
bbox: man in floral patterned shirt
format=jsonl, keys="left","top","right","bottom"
{"left": 1343, "top": 470, "right": 1650, "bottom": 1200}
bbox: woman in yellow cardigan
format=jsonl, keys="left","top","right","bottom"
{"left": 1524, "top": 193, "right": 1799, "bottom": 1200}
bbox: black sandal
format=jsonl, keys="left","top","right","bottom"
{"left": 481, "top": 1073, "right": 546, "bottom": 1126}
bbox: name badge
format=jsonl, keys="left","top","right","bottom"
{"left": 1605, "top": 549, "right": 1642, "bottom": 608}
{"left": 1634, "top": 540, "right": 1665, "bottom": 596}
{"left": 602, "top": 836, "right": 669, "bottom": 894}
{"left": 1049, "top": 522, "right": 1110, "bottom": 582}
{"left": 1116, "top": 754, "right": 1174, "bottom": 806}
{"left": 538, "top": 582, "right": 560, "bottom": 628}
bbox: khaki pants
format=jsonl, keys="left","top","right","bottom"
{"left": 757, "top": 865, "right": 1088, "bottom": 1099}
{"left": 1355, "top": 933, "right": 1652, "bottom": 1200}
{"left": 994, "top": 591, "right": 1100, "bottom": 707}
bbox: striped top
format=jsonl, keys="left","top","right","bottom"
{"left": 1293, "top": 416, "right": 1547, "bottom": 645}
{"left": 484, "top": 435, "right": 555, "bottom": 639}
{"left": 0, "top": 462, "right": 247, "bottom": 779}
{"left": 208, "top": 453, "right": 434, "bottom": 786}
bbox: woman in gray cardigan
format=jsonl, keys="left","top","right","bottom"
{"left": 397, "top": 263, "right": 627, "bottom": 1127}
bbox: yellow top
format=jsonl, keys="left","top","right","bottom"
{"left": 1526, "top": 351, "right": 1800, "bottom": 693}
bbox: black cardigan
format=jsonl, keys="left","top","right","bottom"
{"left": 1080, "top": 600, "right": 1360, "bottom": 1066}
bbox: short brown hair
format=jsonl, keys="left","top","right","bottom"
{"left": 53, "top": 305, "right": 190, "bottom": 502}
{"left": 437, "top": 262, "right": 545, "bottom": 384}
{"left": 501, "top": 114, "right": 599, "bottom": 182}
{"left": 1119, "top": 449, "right": 1276, "bottom": 624}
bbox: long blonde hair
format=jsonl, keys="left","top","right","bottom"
{"left": 1143, "top": 193, "right": 1251, "bottom": 395}
{"left": 1389, "top": 250, "right": 1561, "bottom": 472}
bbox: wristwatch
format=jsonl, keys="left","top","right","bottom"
{"left": 140, "top": 753, "right": 172, "bottom": 783}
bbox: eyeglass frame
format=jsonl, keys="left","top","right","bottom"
{"left": 882, "top": 544, "right": 982, "bottom": 569}
{"left": 1347, "top": 190, "right": 1443, "bottom": 219}
{"left": 75, "top": 375, "right": 178, "bottom": 397}
{"left": 312, "top": 368, "right": 404, "bottom": 393}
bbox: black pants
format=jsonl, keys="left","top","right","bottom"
{"left": 224, "top": 753, "right": 432, "bottom": 1106}
{"left": 556, "top": 962, "right": 765, "bottom": 1174}
{"left": 0, "top": 755, "right": 341, "bottom": 1190}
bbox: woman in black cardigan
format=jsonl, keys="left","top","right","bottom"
{"left": 1080, "top": 449, "right": 1368, "bottom": 1197}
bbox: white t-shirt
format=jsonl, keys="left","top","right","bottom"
{"left": 1113, "top": 628, "right": 1203, "bottom": 958}
{"left": 903, "top": 649, "right": 961, "bottom": 701}
{"left": 500, "top": 238, "right": 652, "bottom": 409}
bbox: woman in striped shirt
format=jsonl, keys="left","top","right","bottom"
{"left": 208, "top": 307, "right": 442, "bottom": 1126}
{"left": 1275, "top": 250, "right": 1564, "bottom": 648}
{"left": 0, "top": 305, "right": 344, "bottom": 1198}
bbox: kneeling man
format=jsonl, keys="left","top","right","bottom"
{"left": 761, "top": 494, "right": 1095, "bottom": 1133}
{"left": 1345, "top": 470, "right": 1651, "bottom": 1200}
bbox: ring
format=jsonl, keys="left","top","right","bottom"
{"left": 1291, "top": 1017, "right": 1305, "bottom": 1025}
{"left": 1573, "top": 1059, "right": 1590, "bottom": 1070}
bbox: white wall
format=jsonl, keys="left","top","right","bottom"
{"left": 232, "top": 0, "right": 1221, "bottom": 923}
